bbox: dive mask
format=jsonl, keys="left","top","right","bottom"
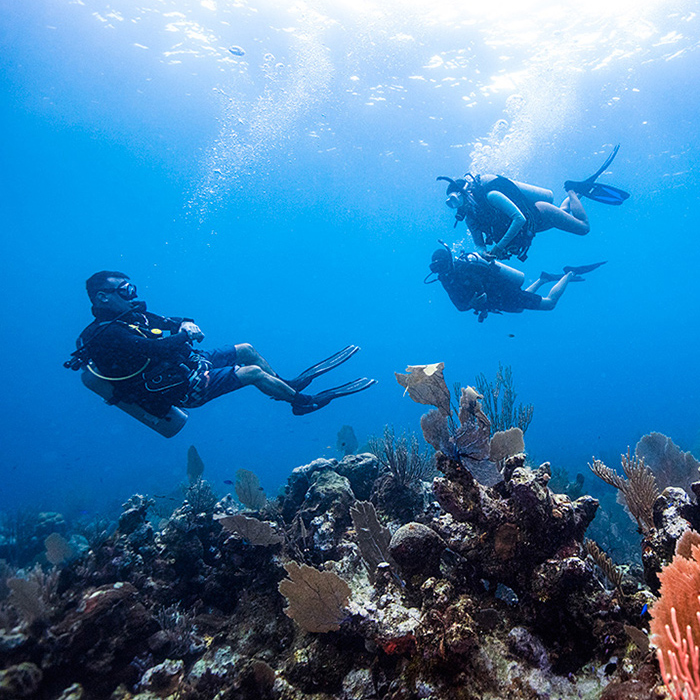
{"left": 100, "top": 281, "right": 138, "bottom": 300}
{"left": 446, "top": 192, "right": 462, "bottom": 209}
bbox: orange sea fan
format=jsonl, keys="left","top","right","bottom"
{"left": 650, "top": 535, "right": 700, "bottom": 699}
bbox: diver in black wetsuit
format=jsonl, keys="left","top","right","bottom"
{"left": 425, "top": 246, "right": 605, "bottom": 322}
{"left": 68, "top": 271, "right": 375, "bottom": 417}
{"left": 437, "top": 145, "right": 629, "bottom": 261}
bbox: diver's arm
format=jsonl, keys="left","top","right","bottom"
{"left": 145, "top": 313, "right": 195, "bottom": 334}
{"left": 486, "top": 190, "right": 526, "bottom": 255}
{"left": 144, "top": 312, "right": 203, "bottom": 342}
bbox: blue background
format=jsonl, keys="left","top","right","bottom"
{"left": 1, "top": 0, "right": 699, "bottom": 516}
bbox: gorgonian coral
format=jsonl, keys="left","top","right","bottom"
{"left": 650, "top": 530, "right": 700, "bottom": 699}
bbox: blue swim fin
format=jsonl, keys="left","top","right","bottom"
{"left": 292, "top": 378, "right": 377, "bottom": 415}
{"left": 581, "top": 183, "right": 630, "bottom": 206}
{"left": 285, "top": 345, "right": 360, "bottom": 392}
{"left": 564, "top": 144, "right": 630, "bottom": 205}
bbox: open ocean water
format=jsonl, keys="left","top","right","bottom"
{"left": 1, "top": 0, "right": 699, "bottom": 520}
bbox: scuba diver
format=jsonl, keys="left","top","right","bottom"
{"left": 437, "top": 144, "right": 630, "bottom": 262}
{"left": 425, "top": 243, "right": 606, "bottom": 322}
{"left": 66, "top": 271, "right": 376, "bottom": 427}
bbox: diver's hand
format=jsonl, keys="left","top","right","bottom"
{"left": 179, "top": 321, "right": 204, "bottom": 343}
{"left": 488, "top": 245, "right": 508, "bottom": 260}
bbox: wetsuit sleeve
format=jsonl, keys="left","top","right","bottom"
{"left": 96, "top": 324, "right": 191, "bottom": 362}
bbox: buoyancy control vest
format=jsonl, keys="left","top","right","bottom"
{"left": 465, "top": 176, "right": 539, "bottom": 261}
{"left": 75, "top": 312, "right": 194, "bottom": 416}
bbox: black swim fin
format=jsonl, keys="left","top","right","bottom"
{"left": 564, "top": 144, "right": 630, "bottom": 205}
{"left": 563, "top": 261, "right": 607, "bottom": 280}
{"left": 292, "top": 378, "right": 377, "bottom": 416}
{"left": 285, "top": 345, "right": 360, "bottom": 392}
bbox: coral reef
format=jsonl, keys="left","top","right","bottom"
{"left": 2, "top": 387, "right": 691, "bottom": 699}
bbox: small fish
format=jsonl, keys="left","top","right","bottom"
{"left": 223, "top": 479, "right": 234, "bottom": 485}
{"left": 508, "top": 333, "right": 515, "bottom": 338}
{"left": 641, "top": 603, "right": 648, "bottom": 616}
{"left": 228, "top": 45, "right": 245, "bottom": 57}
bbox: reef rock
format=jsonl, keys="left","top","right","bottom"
{"left": 389, "top": 522, "right": 446, "bottom": 580}
{"left": 0, "top": 662, "right": 42, "bottom": 699}
{"left": 642, "top": 486, "right": 697, "bottom": 590}
{"left": 335, "top": 453, "right": 380, "bottom": 501}
{"left": 136, "top": 659, "right": 184, "bottom": 695}
{"left": 48, "top": 582, "right": 157, "bottom": 689}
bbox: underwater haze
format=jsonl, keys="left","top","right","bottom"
{"left": 2, "top": 0, "right": 700, "bottom": 514}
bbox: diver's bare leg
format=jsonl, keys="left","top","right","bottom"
{"left": 538, "top": 272, "right": 574, "bottom": 310}
{"left": 525, "top": 278, "right": 547, "bottom": 293}
{"left": 234, "top": 343, "right": 277, "bottom": 374}
{"left": 235, "top": 365, "right": 297, "bottom": 401}
{"left": 534, "top": 191, "right": 590, "bottom": 235}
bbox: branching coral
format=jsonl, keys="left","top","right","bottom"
{"left": 589, "top": 449, "right": 659, "bottom": 533}
{"left": 583, "top": 539, "right": 623, "bottom": 592}
{"left": 650, "top": 535, "right": 700, "bottom": 700}
{"left": 368, "top": 426, "right": 434, "bottom": 487}
{"left": 474, "top": 362, "right": 534, "bottom": 434}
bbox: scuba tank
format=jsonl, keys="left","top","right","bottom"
{"left": 81, "top": 365, "right": 188, "bottom": 438}
{"left": 461, "top": 252, "right": 525, "bottom": 288}
{"left": 66, "top": 304, "right": 189, "bottom": 438}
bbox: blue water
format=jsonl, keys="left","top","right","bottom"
{"left": 2, "top": 0, "right": 699, "bottom": 516}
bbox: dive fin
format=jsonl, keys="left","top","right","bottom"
{"left": 563, "top": 261, "right": 607, "bottom": 277}
{"left": 581, "top": 183, "right": 630, "bottom": 205}
{"left": 587, "top": 143, "right": 620, "bottom": 183}
{"left": 564, "top": 144, "right": 629, "bottom": 205}
{"left": 292, "top": 378, "right": 377, "bottom": 416}
{"left": 285, "top": 345, "right": 360, "bottom": 392}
